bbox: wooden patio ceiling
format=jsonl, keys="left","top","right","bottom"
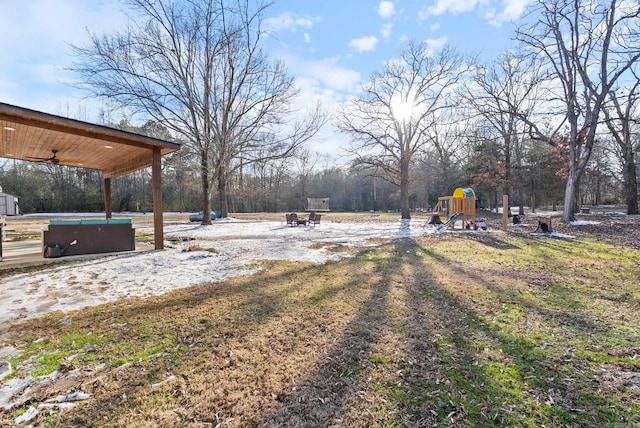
{"left": 0, "top": 103, "right": 180, "bottom": 178}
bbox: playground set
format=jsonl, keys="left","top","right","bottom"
{"left": 428, "top": 187, "right": 486, "bottom": 231}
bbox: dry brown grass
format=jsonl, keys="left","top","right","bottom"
{"left": 1, "top": 212, "right": 639, "bottom": 427}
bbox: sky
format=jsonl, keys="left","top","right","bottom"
{"left": 0, "top": 0, "right": 533, "bottom": 158}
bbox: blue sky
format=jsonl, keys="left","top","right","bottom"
{"left": 0, "top": 0, "right": 532, "bottom": 156}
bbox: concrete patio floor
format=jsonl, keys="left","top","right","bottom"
{"left": 0, "top": 240, "right": 43, "bottom": 265}
{"left": 0, "top": 240, "right": 150, "bottom": 269}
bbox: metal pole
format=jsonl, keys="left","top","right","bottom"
{"left": 0, "top": 221, "right": 3, "bottom": 262}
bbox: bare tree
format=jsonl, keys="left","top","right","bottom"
{"left": 432, "top": 108, "right": 468, "bottom": 187}
{"left": 70, "top": 0, "right": 324, "bottom": 221}
{"left": 462, "top": 51, "right": 545, "bottom": 214}
{"left": 292, "top": 149, "right": 320, "bottom": 211}
{"left": 602, "top": 75, "right": 640, "bottom": 214}
{"left": 516, "top": 0, "right": 640, "bottom": 222}
{"left": 336, "top": 42, "right": 466, "bottom": 219}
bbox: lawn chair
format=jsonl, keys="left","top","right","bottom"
{"left": 308, "top": 212, "right": 321, "bottom": 226}
{"left": 286, "top": 213, "right": 297, "bottom": 226}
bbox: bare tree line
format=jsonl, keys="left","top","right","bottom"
{"left": 339, "top": 0, "right": 640, "bottom": 220}
{"left": 0, "top": 118, "right": 630, "bottom": 216}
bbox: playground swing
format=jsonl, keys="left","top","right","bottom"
{"left": 428, "top": 187, "right": 484, "bottom": 231}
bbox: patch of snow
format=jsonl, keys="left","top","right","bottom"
{"left": 13, "top": 405, "right": 38, "bottom": 425}
{"left": 570, "top": 220, "right": 600, "bottom": 226}
{"left": 524, "top": 210, "right": 563, "bottom": 217}
{"left": 151, "top": 375, "right": 177, "bottom": 388}
{"left": 1, "top": 219, "right": 442, "bottom": 326}
{"left": 0, "top": 346, "right": 17, "bottom": 358}
{"left": 0, "top": 361, "right": 11, "bottom": 381}
{"left": 529, "top": 232, "right": 575, "bottom": 239}
{"left": 0, "top": 376, "right": 33, "bottom": 411}
{"left": 50, "top": 391, "right": 91, "bottom": 403}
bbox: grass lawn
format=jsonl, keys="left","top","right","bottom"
{"left": 1, "top": 214, "right": 639, "bottom": 427}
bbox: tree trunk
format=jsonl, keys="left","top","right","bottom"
{"left": 562, "top": 171, "right": 578, "bottom": 223}
{"left": 400, "top": 179, "right": 411, "bottom": 219}
{"left": 573, "top": 175, "right": 581, "bottom": 216}
{"left": 518, "top": 187, "right": 525, "bottom": 215}
{"left": 217, "top": 167, "right": 229, "bottom": 218}
{"left": 400, "top": 156, "right": 411, "bottom": 219}
{"left": 201, "top": 152, "right": 212, "bottom": 225}
{"left": 625, "top": 148, "right": 639, "bottom": 215}
{"left": 530, "top": 193, "right": 536, "bottom": 214}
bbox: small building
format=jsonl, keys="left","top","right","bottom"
{"left": 306, "top": 197, "right": 330, "bottom": 212}
{"left": 0, "top": 191, "right": 20, "bottom": 216}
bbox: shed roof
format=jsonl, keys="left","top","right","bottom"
{"left": 0, "top": 102, "right": 180, "bottom": 178}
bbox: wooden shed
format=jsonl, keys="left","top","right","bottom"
{"left": 306, "top": 198, "right": 330, "bottom": 212}
{"left": 0, "top": 191, "right": 20, "bottom": 216}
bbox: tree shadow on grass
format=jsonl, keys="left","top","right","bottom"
{"left": 4, "top": 237, "right": 637, "bottom": 427}
{"left": 2, "top": 255, "right": 368, "bottom": 425}
{"left": 19, "top": 243, "right": 402, "bottom": 427}
{"left": 253, "top": 241, "right": 411, "bottom": 427}
{"left": 461, "top": 233, "right": 522, "bottom": 250}
{"left": 400, "top": 240, "right": 637, "bottom": 427}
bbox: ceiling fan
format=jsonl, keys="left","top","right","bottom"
{"left": 28, "top": 149, "right": 61, "bottom": 164}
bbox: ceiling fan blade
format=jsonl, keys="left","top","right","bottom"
{"left": 27, "top": 149, "right": 59, "bottom": 163}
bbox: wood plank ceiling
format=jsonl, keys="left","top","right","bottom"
{"left": 0, "top": 103, "right": 180, "bottom": 178}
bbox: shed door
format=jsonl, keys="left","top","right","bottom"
{"left": 0, "top": 196, "right": 7, "bottom": 215}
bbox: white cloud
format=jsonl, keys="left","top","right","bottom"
{"left": 377, "top": 1, "right": 395, "bottom": 18}
{"left": 420, "top": 0, "right": 484, "bottom": 18}
{"left": 383, "top": 57, "right": 406, "bottom": 70}
{"left": 0, "top": 0, "right": 128, "bottom": 115}
{"left": 430, "top": 23, "right": 441, "bottom": 31}
{"left": 418, "top": 0, "right": 532, "bottom": 26}
{"left": 348, "top": 36, "right": 379, "bottom": 53}
{"left": 0, "top": 0, "right": 126, "bottom": 63}
{"left": 486, "top": 0, "right": 533, "bottom": 27}
{"left": 304, "top": 59, "right": 362, "bottom": 93}
{"left": 380, "top": 23, "right": 394, "bottom": 40}
{"left": 295, "top": 17, "right": 319, "bottom": 28}
{"left": 304, "top": 33, "right": 311, "bottom": 43}
{"left": 424, "top": 37, "right": 448, "bottom": 56}
{"left": 264, "top": 12, "right": 319, "bottom": 32}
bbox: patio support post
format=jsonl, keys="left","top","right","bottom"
{"left": 152, "top": 147, "right": 164, "bottom": 250}
{"left": 104, "top": 177, "right": 112, "bottom": 219}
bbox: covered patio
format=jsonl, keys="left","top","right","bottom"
{"left": 0, "top": 102, "right": 180, "bottom": 256}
